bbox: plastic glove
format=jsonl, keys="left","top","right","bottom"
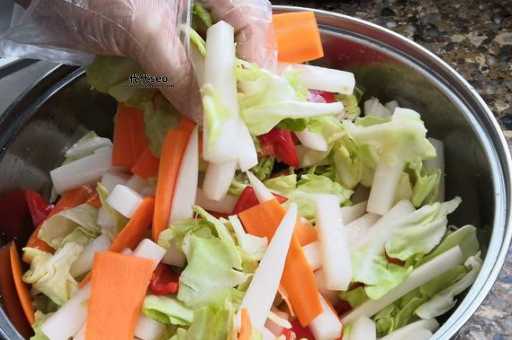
{"left": 2, "top": 0, "right": 276, "bottom": 121}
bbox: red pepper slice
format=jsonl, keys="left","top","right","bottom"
{"left": 24, "top": 191, "right": 53, "bottom": 227}
{"left": 309, "top": 90, "right": 337, "bottom": 103}
{"left": 282, "top": 319, "right": 315, "bottom": 340}
{"left": 232, "top": 186, "right": 287, "bottom": 214}
{"left": 259, "top": 128, "right": 300, "bottom": 168}
{"left": 149, "top": 263, "right": 180, "bottom": 295}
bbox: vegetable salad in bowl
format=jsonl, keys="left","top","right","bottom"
{"left": 2, "top": 8, "right": 482, "bottom": 340}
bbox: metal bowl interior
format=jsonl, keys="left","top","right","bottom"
{"left": 0, "top": 6, "right": 510, "bottom": 340}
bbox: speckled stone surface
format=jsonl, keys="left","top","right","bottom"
{"left": 275, "top": 0, "right": 512, "bottom": 339}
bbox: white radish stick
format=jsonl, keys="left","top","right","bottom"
{"left": 340, "top": 201, "right": 367, "bottom": 224}
{"left": 51, "top": 146, "right": 112, "bottom": 194}
{"left": 100, "top": 170, "right": 130, "bottom": 192}
{"left": 314, "top": 194, "right": 352, "bottom": 290}
{"left": 202, "top": 161, "right": 237, "bottom": 201}
{"left": 96, "top": 206, "right": 116, "bottom": 233}
{"left": 133, "top": 239, "right": 166, "bottom": 267}
{"left": 237, "top": 204, "right": 298, "bottom": 331}
{"left": 380, "top": 319, "right": 439, "bottom": 340}
{"left": 202, "top": 21, "right": 240, "bottom": 163}
{"left": 170, "top": 126, "right": 199, "bottom": 223}
{"left": 295, "top": 130, "right": 328, "bottom": 152}
{"left": 72, "top": 323, "right": 85, "bottom": 340}
{"left": 424, "top": 138, "right": 445, "bottom": 201}
{"left": 41, "top": 285, "right": 91, "bottom": 340}
{"left": 303, "top": 241, "right": 321, "bottom": 271}
{"left": 161, "top": 240, "right": 186, "bottom": 267}
{"left": 349, "top": 316, "right": 376, "bottom": 340}
{"left": 246, "top": 171, "right": 274, "bottom": 203}
{"left": 314, "top": 270, "right": 339, "bottom": 304}
{"left": 344, "top": 213, "right": 380, "bottom": 251}
{"left": 238, "top": 120, "right": 259, "bottom": 171}
{"left": 280, "top": 63, "right": 355, "bottom": 95}
{"left": 309, "top": 295, "right": 343, "bottom": 340}
{"left": 134, "top": 315, "right": 166, "bottom": 340}
{"left": 342, "top": 246, "right": 464, "bottom": 324}
{"left": 195, "top": 188, "right": 238, "bottom": 213}
{"left": 106, "top": 184, "right": 143, "bottom": 218}
{"left": 125, "top": 175, "right": 147, "bottom": 193}
{"left": 367, "top": 160, "right": 405, "bottom": 215}
{"left": 70, "top": 235, "right": 111, "bottom": 277}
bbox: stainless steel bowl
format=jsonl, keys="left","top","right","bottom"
{"left": 0, "top": 6, "right": 510, "bottom": 340}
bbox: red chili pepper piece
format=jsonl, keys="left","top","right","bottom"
{"left": 282, "top": 319, "right": 315, "bottom": 340}
{"left": 149, "top": 263, "right": 180, "bottom": 295}
{"left": 334, "top": 299, "right": 353, "bottom": 317}
{"left": 232, "top": 186, "right": 287, "bottom": 214}
{"left": 309, "top": 89, "right": 337, "bottom": 103}
{"left": 24, "top": 190, "right": 53, "bottom": 227}
{"left": 259, "top": 128, "right": 300, "bottom": 168}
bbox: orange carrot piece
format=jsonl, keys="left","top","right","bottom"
{"left": 273, "top": 12, "right": 324, "bottom": 64}
{"left": 86, "top": 193, "right": 101, "bottom": 209}
{"left": 110, "top": 197, "right": 155, "bottom": 252}
{"left": 153, "top": 120, "right": 195, "bottom": 241}
{"left": 239, "top": 199, "right": 322, "bottom": 326}
{"left": 9, "top": 243, "right": 35, "bottom": 325}
{"left": 86, "top": 252, "right": 154, "bottom": 340}
{"left": 0, "top": 243, "right": 32, "bottom": 338}
{"left": 131, "top": 107, "right": 148, "bottom": 158}
{"left": 132, "top": 147, "right": 160, "bottom": 179}
{"left": 238, "top": 308, "right": 253, "bottom": 340}
{"left": 296, "top": 219, "right": 317, "bottom": 246}
{"left": 112, "top": 105, "right": 136, "bottom": 168}
{"left": 26, "top": 185, "right": 96, "bottom": 253}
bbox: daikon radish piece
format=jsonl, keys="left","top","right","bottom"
{"left": 303, "top": 241, "right": 321, "bottom": 271}
{"left": 349, "top": 316, "right": 376, "bottom": 340}
{"left": 345, "top": 213, "right": 380, "bottom": 251}
{"left": 71, "top": 235, "right": 112, "bottom": 277}
{"left": 170, "top": 126, "right": 199, "bottom": 223}
{"left": 133, "top": 239, "right": 166, "bottom": 268}
{"left": 41, "top": 285, "right": 91, "bottom": 340}
{"left": 106, "top": 184, "right": 143, "bottom": 218}
{"left": 195, "top": 188, "right": 238, "bottom": 213}
{"left": 340, "top": 201, "right": 367, "bottom": 224}
{"left": 314, "top": 194, "right": 352, "bottom": 290}
{"left": 101, "top": 171, "right": 130, "bottom": 192}
{"left": 380, "top": 319, "right": 439, "bottom": 340}
{"left": 202, "top": 161, "right": 237, "bottom": 201}
{"left": 126, "top": 175, "right": 147, "bottom": 193}
{"left": 314, "top": 270, "right": 338, "bottom": 304}
{"left": 246, "top": 171, "right": 274, "bottom": 203}
{"left": 309, "top": 295, "right": 342, "bottom": 340}
{"left": 295, "top": 130, "right": 328, "bottom": 152}
{"left": 134, "top": 315, "right": 166, "bottom": 340}
{"left": 51, "top": 147, "right": 112, "bottom": 194}
{"left": 237, "top": 204, "right": 298, "bottom": 331}
{"left": 161, "top": 240, "right": 186, "bottom": 267}
{"left": 280, "top": 63, "right": 355, "bottom": 95}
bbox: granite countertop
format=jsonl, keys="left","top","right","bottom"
{"left": 275, "top": 0, "right": 512, "bottom": 339}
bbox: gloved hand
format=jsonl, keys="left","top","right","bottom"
{"left": 4, "top": 0, "right": 276, "bottom": 121}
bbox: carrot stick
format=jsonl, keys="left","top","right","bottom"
{"left": 296, "top": 219, "right": 317, "bottom": 246}
{"left": 80, "top": 198, "right": 155, "bottom": 288}
{"left": 0, "top": 243, "right": 32, "bottom": 338}
{"left": 272, "top": 12, "right": 324, "bottom": 64}
{"left": 153, "top": 120, "right": 195, "bottom": 241}
{"left": 239, "top": 200, "right": 322, "bottom": 326}
{"left": 26, "top": 185, "right": 96, "bottom": 253}
{"left": 112, "top": 104, "right": 147, "bottom": 168}
{"left": 238, "top": 308, "right": 253, "bottom": 340}
{"left": 110, "top": 198, "right": 154, "bottom": 252}
{"left": 86, "top": 251, "right": 154, "bottom": 340}
{"left": 9, "top": 243, "right": 35, "bottom": 325}
{"left": 132, "top": 147, "right": 160, "bottom": 179}
{"left": 131, "top": 106, "right": 148, "bottom": 158}
{"left": 86, "top": 193, "right": 101, "bottom": 209}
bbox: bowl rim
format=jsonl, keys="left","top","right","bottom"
{"left": 0, "top": 5, "right": 510, "bottom": 340}
{"left": 274, "top": 5, "right": 512, "bottom": 339}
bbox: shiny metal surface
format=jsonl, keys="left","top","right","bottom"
{"left": 0, "top": 6, "right": 510, "bottom": 340}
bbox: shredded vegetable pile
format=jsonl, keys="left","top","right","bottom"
{"left": 6, "top": 8, "right": 481, "bottom": 340}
